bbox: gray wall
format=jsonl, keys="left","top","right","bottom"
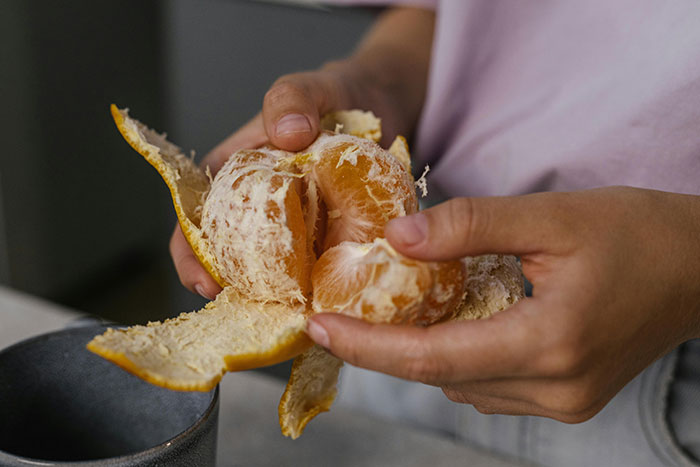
{"left": 163, "top": 1, "right": 375, "bottom": 156}
{"left": 0, "top": 0, "right": 170, "bottom": 321}
{"left": 162, "top": 0, "right": 376, "bottom": 312}
{"left": 0, "top": 0, "right": 376, "bottom": 322}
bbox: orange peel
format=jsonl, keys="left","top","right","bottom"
{"left": 278, "top": 345, "right": 344, "bottom": 439}
{"left": 87, "top": 289, "right": 310, "bottom": 391}
{"left": 109, "top": 104, "right": 223, "bottom": 288}
{"left": 89, "top": 105, "right": 526, "bottom": 438}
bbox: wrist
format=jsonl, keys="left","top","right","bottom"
{"left": 320, "top": 8, "right": 434, "bottom": 143}
{"left": 320, "top": 57, "right": 416, "bottom": 145}
{"left": 689, "top": 199, "right": 700, "bottom": 339}
{"left": 661, "top": 191, "right": 700, "bottom": 340}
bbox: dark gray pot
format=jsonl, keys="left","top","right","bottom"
{"left": 0, "top": 325, "right": 218, "bottom": 466}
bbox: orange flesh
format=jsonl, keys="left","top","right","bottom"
{"left": 311, "top": 240, "right": 465, "bottom": 325}
{"left": 283, "top": 177, "right": 311, "bottom": 299}
{"left": 104, "top": 107, "right": 479, "bottom": 440}
{"left": 312, "top": 141, "right": 418, "bottom": 249}
{"left": 201, "top": 150, "right": 311, "bottom": 303}
{"left": 202, "top": 136, "right": 459, "bottom": 324}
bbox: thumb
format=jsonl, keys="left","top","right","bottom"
{"left": 262, "top": 71, "right": 352, "bottom": 151}
{"left": 385, "top": 193, "right": 564, "bottom": 261}
{"left": 306, "top": 305, "right": 537, "bottom": 384}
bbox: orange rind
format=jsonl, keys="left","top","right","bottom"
{"left": 109, "top": 105, "right": 223, "bottom": 287}
{"left": 87, "top": 288, "right": 310, "bottom": 391}
{"left": 89, "top": 105, "right": 526, "bottom": 439}
{"left": 278, "top": 345, "right": 344, "bottom": 439}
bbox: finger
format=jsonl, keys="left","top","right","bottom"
{"left": 384, "top": 193, "right": 574, "bottom": 261}
{"left": 306, "top": 300, "right": 541, "bottom": 384}
{"left": 201, "top": 113, "right": 268, "bottom": 174}
{"left": 441, "top": 386, "right": 583, "bottom": 420}
{"left": 441, "top": 388, "right": 545, "bottom": 418}
{"left": 262, "top": 71, "right": 352, "bottom": 151}
{"left": 169, "top": 224, "right": 222, "bottom": 300}
{"left": 442, "top": 378, "right": 607, "bottom": 423}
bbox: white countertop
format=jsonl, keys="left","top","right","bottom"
{"left": 0, "top": 285, "right": 522, "bottom": 467}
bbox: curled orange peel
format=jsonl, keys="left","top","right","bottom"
{"left": 110, "top": 104, "right": 224, "bottom": 288}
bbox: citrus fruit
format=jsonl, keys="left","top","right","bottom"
{"left": 88, "top": 105, "right": 525, "bottom": 439}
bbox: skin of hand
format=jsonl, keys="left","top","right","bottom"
{"left": 166, "top": 8, "right": 700, "bottom": 424}
{"left": 170, "top": 7, "right": 435, "bottom": 299}
{"left": 306, "top": 187, "right": 700, "bottom": 422}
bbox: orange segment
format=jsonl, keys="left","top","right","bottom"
{"left": 309, "top": 134, "right": 418, "bottom": 249}
{"left": 110, "top": 104, "right": 224, "bottom": 288}
{"left": 101, "top": 105, "right": 528, "bottom": 441}
{"left": 278, "top": 345, "right": 344, "bottom": 439}
{"left": 311, "top": 239, "right": 465, "bottom": 325}
{"left": 201, "top": 149, "right": 311, "bottom": 304}
{"left": 87, "top": 287, "right": 312, "bottom": 392}
{"left": 300, "top": 176, "right": 328, "bottom": 259}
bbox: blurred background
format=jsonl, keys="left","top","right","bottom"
{"left": 0, "top": 1, "right": 374, "bottom": 340}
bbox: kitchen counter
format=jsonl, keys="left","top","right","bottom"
{"left": 0, "top": 285, "right": 522, "bottom": 467}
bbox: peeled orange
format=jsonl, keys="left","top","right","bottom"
{"left": 88, "top": 105, "right": 525, "bottom": 439}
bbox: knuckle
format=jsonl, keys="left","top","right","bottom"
{"left": 403, "top": 356, "right": 437, "bottom": 384}
{"left": 443, "top": 197, "right": 486, "bottom": 248}
{"left": 340, "top": 343, "right": 364, "bottom": 368}
{"left": 473, "top": 404, "right": 497, "bottom": 415}
{"left": 441, "top": 387, "right": 468, "bottom": 404}
{"left": 552, "top": 402, "right": 599, "bottom": 424}
{"left": 558, "top": 410, "right": 597, "bottom": 424}
{"left": 536, "top": 382, "right": 600, "bottom": 422}
{"left": 401, "top": 339, "right": 444, "bottom": 384}
{"left": 536, "top": 346, "right": 584, "bottom": 378}
{"left": 445, "top": 197, "right": 471, "bottom": 236}
{"left": 534, "top": 332, "right": 589, "bottom": 378}
{"left": 264, "top": 79, "right": 307, "bottom": 108}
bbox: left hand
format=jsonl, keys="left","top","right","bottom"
{"left": 306, "top": 187, "right": 700, "bottom": 422}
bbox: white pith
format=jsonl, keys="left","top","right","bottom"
{"left": 201, "top": 153, "right": 306, "bottom": 304}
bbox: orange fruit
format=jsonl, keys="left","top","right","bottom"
{"left": 107, "top": 104, "right": 224, "bottom": 287}
{"left": 89, "top": 105, "right": 525, "bottom": 439}
{"left": 312, "top": 239, "right": 465, "bottom": 325}
{"left": 90, "top": 107, "right": 315, "bottom": 389}
{"left": 307, "top": 133, "right": 418, "bottom": 249}
{"left": 201, "top": 148, "right": 311, "bottom": 304}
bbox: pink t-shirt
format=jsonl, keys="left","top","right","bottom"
{"left": 331, "top": 0, "right": 700, "bottom": 198}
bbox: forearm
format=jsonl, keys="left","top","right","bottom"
{"left": 323, "top": 7, "right": 435, "bottom": 140}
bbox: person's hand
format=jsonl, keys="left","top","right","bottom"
{"left": 306, "top": 187, "right": 700, "bottom": 422}
{"left": 169, "top": 68, "right": 362, "bottom": 299}
{"left": 169, "top": 7, "right": 436, "bottom": 298}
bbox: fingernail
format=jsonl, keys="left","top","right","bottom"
{"left": 391, "top": 213, "right": 428, "bottom": 246}
{"left": 275, "top": 113, "right": 311, "bottom": 137}
{"left": 307, "top": 320, "right": 330, "bottom": 348}
{"left": 195, "top": 284, "right": 213, "bottom": 300}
